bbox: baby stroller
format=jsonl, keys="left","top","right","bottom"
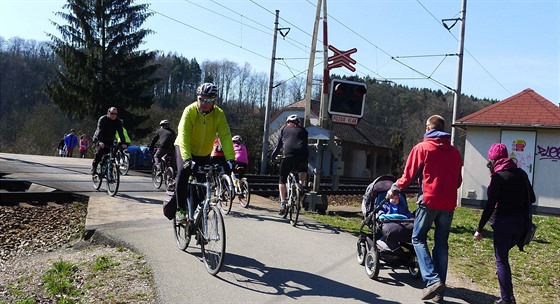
{"left": 356, "top": 175, "right": 421, "bottom": 280}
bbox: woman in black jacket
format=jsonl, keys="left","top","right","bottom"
{"left": 473, "top": 143, "right": 536, "bottom": 304}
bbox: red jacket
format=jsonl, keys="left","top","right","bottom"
{"left": 396, "top": 131, "right": 463, "bottom": 211}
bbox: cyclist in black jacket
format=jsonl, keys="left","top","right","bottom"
{"left": 91, "top": 107, "right": 127, "bottom": 174}
{"left": 149, "top": 119, "right": 177, "bottom": 174}
{"left": 270, "top": 114, "right": 309, "bottom": 215}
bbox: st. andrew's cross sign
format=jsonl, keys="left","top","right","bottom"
{"left": 327, "top": 45, "right": 357, "bottom": 72}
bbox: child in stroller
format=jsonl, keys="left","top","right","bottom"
{"left": 356, "top": 175, "right": 420, "bottom": 280}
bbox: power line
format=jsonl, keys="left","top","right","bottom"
{"left": 416, "top": 0, "right": 512, "bottom": 95}
{"left": 146, "top": 7, "right": 307, "bottom": 80}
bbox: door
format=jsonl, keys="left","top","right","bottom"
{"left": 501, "top": 130, "right": 536, "bottom": 182}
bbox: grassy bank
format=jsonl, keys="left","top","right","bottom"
{"left": 306, "top": 201, "right": 560, "bottom": 304}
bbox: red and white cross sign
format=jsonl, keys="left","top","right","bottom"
{"left": 327, "top": 45, "right": 357, "bottom": 72}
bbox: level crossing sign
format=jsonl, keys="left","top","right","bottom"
{"left": 327, "top": 45, "right": 357, "bottom": 72}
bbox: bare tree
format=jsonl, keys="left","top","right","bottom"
{"left": 237, "top": 62, "right": 252, "bottom": 105}
{"left": 219, "top": 59, "right": 239, "bottom": 105}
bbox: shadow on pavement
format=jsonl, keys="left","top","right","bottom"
{"left": 220, "top": 252, "right": 402, "bottom": 303}
{"left": 228, "top": 209, "right": 341, "bottom": 235}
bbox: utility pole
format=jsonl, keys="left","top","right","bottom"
{"left": 451, "top": 0, "right": 467, "bottom": 147}
{"left": 303, "top": 0, "right": 322, "bottom": 127}
{"left": 312, "top": 0, "right": 328, "bottom": 193}
{"left": 259, "top": 10, "right": 280, "bottom": 174}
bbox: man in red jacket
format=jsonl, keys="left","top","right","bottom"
{"left": 387, "top": 115, "right": 462, "bottom": 303}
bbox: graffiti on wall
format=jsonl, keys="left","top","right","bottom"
{"left": 537, "top": 145, "right": 560, "bottom": 162}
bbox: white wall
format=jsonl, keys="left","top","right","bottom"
{"left": 533, "top": 130, "right": 560, "bottom": 208}
{"left": 461, "top": 128, "right": 500, "bottom": 202}
{"left": 461, "top": 127, "right": 560, "bottom": 213}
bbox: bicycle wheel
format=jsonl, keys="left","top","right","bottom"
{"left": 151, "top": 163, "right": 163, "bottom": 189}
{"left": 288, "top": 183, "right": 301, "bottom": 226}
{"left": 92, "top": 166, "right": 103, "bottom": 190}
{"left": 237, "top": 179, "right": 251, "bottom": 208}
{"left": 106, "top": 161, "right": 120, "bottom": 196}
{"left": 118, "top": 152, "right": 130, "bottom": 175}
{"left": 217, "top": 174, "right": 233, "bottom": 215}
{"left": 173, "top": 216, "right": 191, "bottom": 251}
{"left": 164, "top": 167, "right": 175, "bottom": 189}
{"left": 200, "top": 205, "right": 226, "bottom": 276}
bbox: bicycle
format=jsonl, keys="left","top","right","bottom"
{"left": 230, "top": 171, "right": 251, "bottom": 208}
{"left": 115, "top": 148, "right": 130, "bottom": 175}
{"left": 92, "top": 146, "right": 120, "bottom": 196}
{"left": 173, "top": 164, "right": 226, "bottom": 276}
{"left": 151, "top": 153, "right": 175, "bottom": 190}
{"left": 283, "top": 171, "right": 304, "bottom": 226}
{"left": 210, "top": 164, "right": 234, "bottom": 215}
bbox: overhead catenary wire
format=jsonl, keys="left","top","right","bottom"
{"left": 416, "top": 0, "right": 512, "bottom": 96}
{"left": 146, "top": 0, "right": 506, "bottom": 96}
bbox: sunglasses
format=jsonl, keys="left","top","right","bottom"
{"left": 109, "top": 112, "right": 118, "bottom": 115}
{"left": 199, "top": 97, "right": 215, "bottom": 103}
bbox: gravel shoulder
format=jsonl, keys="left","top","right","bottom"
{"left": 0, "top": 203, "right": 156, "bottom": 303}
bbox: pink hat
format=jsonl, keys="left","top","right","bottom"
{"left": 488, "top": 143, "right": 508, "bottom": 160}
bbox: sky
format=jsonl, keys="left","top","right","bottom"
{"left": 1, "top": 0, "right": 559, "bottom": 104}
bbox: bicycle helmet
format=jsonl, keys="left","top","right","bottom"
{"left": 159, "top": 119, "right": 170, "bottom": 126}
{"left": 196, "top": 82, "right": 218, "bottom": 98}
{"left": 232, "top": 135, "right": 242, "bottom": 142}
{"left": 286, "top": 114, "right": 300, "bottom": 124}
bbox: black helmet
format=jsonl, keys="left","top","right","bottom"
{"left": 232, "top": 135, "right": 242, "bottom": 142}
{"left": 286, "top": 114, "right": 300, "bottom": 124}
{"left": 196, "top": 83, "right": 218, "bottom": 98}
{"left": 159, "top": 119, "right": 170, "bottom": 126}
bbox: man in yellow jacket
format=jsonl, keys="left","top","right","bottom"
{"left": 174, "top": 82, "right": 235, "bottom": 222}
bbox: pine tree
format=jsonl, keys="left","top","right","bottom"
{"left": 45, "top": 0, "right": 160, "bottom": 125}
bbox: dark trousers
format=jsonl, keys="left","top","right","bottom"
{"left": 174, "top": 146, "right": 210, "bottom": 219}
{"left": 154, "top": 148, "right": 176, "bottom": 171}
{"left": 492, "top": 214, "right": 524, "bottom": 302}
{"left": 92, "top": 145, "right": 111, "bottom": 168}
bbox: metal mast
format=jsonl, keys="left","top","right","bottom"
{"left": 259, "top": 10, "right": 280, "bottom": 174}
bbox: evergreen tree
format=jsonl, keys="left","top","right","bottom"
{"left": 45, "top": 0, "right": 160, "bottom": 126}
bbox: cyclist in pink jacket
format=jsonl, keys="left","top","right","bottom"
{"left": 232, "top": 135, "right": 248, "bottom": 179}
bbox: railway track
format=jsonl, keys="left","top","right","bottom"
{"left": 246, "top": 175, "right": 418, "bottom": 197}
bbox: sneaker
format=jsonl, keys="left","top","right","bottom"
{"left": 176, "top": 209, "right": 187, "bottom": 223}
{"left": 90, "top": 167, "right": 97, "bottom": 175}
{"left": 432, "top": 294, "right": 444, "bottom": 303}
{"left": 278, "top": 201, "right": 286, "bottom": 216}
{"left": 421, "top": 281, "right": 445, "bottom": 300}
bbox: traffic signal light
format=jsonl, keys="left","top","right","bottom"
{"left": 328, "top": 79, "right": 367, "bottom": 118}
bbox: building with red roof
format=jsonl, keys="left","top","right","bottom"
{"left": 454, "top": 88, "right": 560, "bottom": 214}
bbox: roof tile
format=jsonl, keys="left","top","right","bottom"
{"left": 456, "top": 88, "right": 560, "bottom": 127}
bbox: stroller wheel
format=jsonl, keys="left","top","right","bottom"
{"left": 364, "top": 250, "right": 380, "bottom": 280}
{"left": 408, "top": 256, "right": 421, "bottom": 279}
{"left": 356, "top": 238, "right": 367, "bottom": 265}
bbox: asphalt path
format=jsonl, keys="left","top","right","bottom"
{"left": 0, "top": 153, "right": 471, "bottom": 304}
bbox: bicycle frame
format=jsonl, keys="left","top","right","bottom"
{"left": 285, "top": 171, "right": 302, "bottom": 226}
{"left": 177, "top": 163, "right": 226, "bottom": 275}
{"left": 189, "top": 167, "right": 215, "bottom": 235}
{"left": 93, "top": 145, "right": 120, "bottom": 196}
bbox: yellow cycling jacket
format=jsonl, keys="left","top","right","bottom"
{"left": 174, "top": 102, "right": 234, "bottom": 161}
{"left": 115, "top": 127, "right": 131, "bottom": 143}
